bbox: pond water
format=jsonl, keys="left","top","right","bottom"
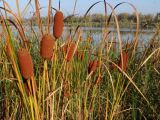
{"left": 8, "top": 26, "right": 155, "bottom": 45}
{"left": 64, "top": 27, "right": 154, "bottom": 43}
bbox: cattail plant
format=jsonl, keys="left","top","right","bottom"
{"left": 17, "top": 48, "right": 34, "bottom": 79}
{"left": 88, "top": 60, "right": 93, "bottom": 73}
{"left": 66, "top": 42, "right": 77, "bottom": 62}
{"left": 88, "top": 60, "right": 99, "bottom": 74}
{"left": 6, "top": 44, "right": 12, "bottom": 59}
{"left": 53, "top": 10, "right": 64, "bottom": 39}
{"left": 40, "top": 34, "right": 55, "bottom": 59}
{"left": 118, "top": 51, "right": 128, "bottom": 71}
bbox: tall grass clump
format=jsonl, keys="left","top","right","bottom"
{"left": 0, "top": 0, "right": 160, "bottom": 120}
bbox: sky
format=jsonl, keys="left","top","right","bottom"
{"left": 1, "top": 0, "right": 160, "bottom": 17}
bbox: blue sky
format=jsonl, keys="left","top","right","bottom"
{"left": 2, "top": 0, "right": 160, "bottom": 17}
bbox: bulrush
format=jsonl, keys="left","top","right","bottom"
{"left": 6, "top": 44, "right": 11, "bottom": 59}
{"left": 40, "top": 34, "right": 55, "bottom": 59}
{"left": 18, "top": 48, "right": 34, "bottom": 79}
{"left": 118, "top": 51, "right": 128, "bottom": 71}
{"left": 53, "top": 10, "right": 64, "bottom": 39}
{"left": 88, "top": 60, "right": 99, "bottom": 74}
{"left": 66, "top": 42, "right": 77, "bottom": 62}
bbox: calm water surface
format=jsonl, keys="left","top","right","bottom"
{"left": 9, "top": 26, "right": 154, "bottom": 44}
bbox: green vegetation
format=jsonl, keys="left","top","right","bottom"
{"left": 0, "top": 0, "right": 160, "bottom": 120}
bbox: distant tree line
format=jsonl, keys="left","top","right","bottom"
{"left": 20, "top": 12, "right": 160, "bottom": 28}
{"left": 65, "top": 13, "right": 160, "bottom": 28}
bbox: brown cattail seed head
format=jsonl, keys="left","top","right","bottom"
{"left": 118, "top": 51, "right": 128, "bottom": 71}
{"left": 6, "top": 44, "right": 12, "bottom": 59}
{"left": 91, "top": 60, "right": 98, "bottom": 72}
{"left": 18, "top": 48, "right": 34, "bottom": 79}
{"left": 66, "top": 42, "right": 76, "bottom": 62}
{"left": 40, "top": 34, "right": 55, "bottom": 59}
{"left": 53, "top": 11, "right": 64, "bottom": 39}
{"left": 88, "top": 60, "right": 93, "bottom": 73}
{"left": 88, "top": 60, "right": 99, "bottom": 74}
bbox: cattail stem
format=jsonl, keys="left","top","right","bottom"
{"left": 47, "top": 0, "right": 52, "bottom": 34}
{"left": 42, "top": 60, "right": 47, "bottom": 113}
{"left": 31, "top": 76, "right": 40, "bottom": 120}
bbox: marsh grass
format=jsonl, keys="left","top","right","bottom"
{"left": 0, "top": 0, "right": 160, "bottom": 120}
